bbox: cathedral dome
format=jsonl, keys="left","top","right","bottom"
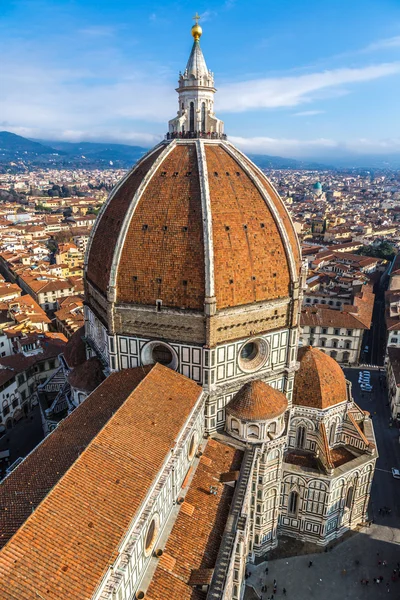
{"left": 85, "top": 140, "right": 301, "bottom": 314}
{"left": 293, "top": 346, "right": 348, "bottom": 409}
{"left": 226, "top": 380, "right": 288, "bottom": 422}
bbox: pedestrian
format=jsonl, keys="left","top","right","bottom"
{"left": 273, "top": 579, "right": 276, "bottom": 585}
{"left": 308, "top": 561, "right": 313, "bottom": 568}
{"left": 265, "top": 567, "right": 269, "bottom": 575}
{"left": 383, "top": 560, "right": 387, "bottom": 567}
{"left": 380, "top": 575, "right": 384, "bottom": 582}
{"left": 283, "top": 588, "right": 287, "bottom": 595}
{"left": 273, "top": 587, "right": 277, "bottom": 595}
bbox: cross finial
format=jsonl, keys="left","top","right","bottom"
{"left": 192, "top": 12, "right": 201, "bottom": 25}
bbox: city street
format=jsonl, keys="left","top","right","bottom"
{"left": 246, "top": 367, "right": 400, "bottom": 600}
{"left": 0, "top": 406, "right": 43, "bottom": 478}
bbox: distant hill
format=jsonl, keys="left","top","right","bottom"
{"left": 248, "top": 153, "right": 331, "bottom": 170}
{"left": 1, "top": 131, "right": 400, "bottom": 171}
{"left": 0, "top": 132, "right": 149, "bottom": 170}
{"left": 39, "top": 140, "right": 149, "bottom": 165}
{"left": 0, "top": 131, "right": 58, "bottom": 157}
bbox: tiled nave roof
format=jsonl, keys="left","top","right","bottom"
{"left": 147, "top": 438, "right": 243, "bottom": 600}
{"left": 0, "top": 364, "right": 202, "bottom": 600}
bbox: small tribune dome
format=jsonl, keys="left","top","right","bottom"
{"left": 293, "top": 346, "right": 348, "bottom": 409}
{"left": 226, "top": 380, "right": 288, "bottom": 422}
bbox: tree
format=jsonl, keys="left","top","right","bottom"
{"left": 357, "top": 241, "right": 396, "bottom": 261}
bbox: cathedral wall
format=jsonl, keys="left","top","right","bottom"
{"left": 96, "top": 396, "right": 205, "bottom": 600}
{"left": 279, "top": 458, "right": 375, "bottom": 545}
{"left": 209, "top": 298, "right": 292, "bottom": 346}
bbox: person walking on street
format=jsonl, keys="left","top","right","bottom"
{"left": 308, "top": 561, "right": 313, "bottom": 568}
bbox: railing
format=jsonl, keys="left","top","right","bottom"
{"left": 165, "top": 131, "right": 227, "bottom": 140}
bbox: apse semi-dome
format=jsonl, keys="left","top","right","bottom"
{"left": 226, "top": 380, "right": 288, "bottom": 422}
{"left": 293, "top": 346, "right": 348, "bottom": 409}
{"left": 85, "top": 142, "right": 301, "bottom": 312}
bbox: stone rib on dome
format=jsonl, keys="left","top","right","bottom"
{"left": 293, "top": 346, "right": 348, "bottom": 410}
{"left": 226, "top": 380, "right": 288, "bottom": 422}
{"left": 85, "top": 139, "right": 301, "bottom": 313}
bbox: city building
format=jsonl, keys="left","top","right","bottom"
{"left": 0, "top": 21, "right": 377, "bottom": 600}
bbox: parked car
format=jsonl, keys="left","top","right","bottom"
{"left": 391, "top": 468, "right": 400, "bottom": 479}
{"left": 360, "top": 384, "right": 373, "bottom": 392}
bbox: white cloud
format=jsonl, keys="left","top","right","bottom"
{"left": 362, "top": 36, "right": 400, "bottom": 53}
{"left": 292, "top": 110, "right": 325, "bottom": 117}
{"left": 230, "top": 135, "right": 400, "bottom": 157}
{"left": 216, "top": 62, "right": 400, "bottom": 111}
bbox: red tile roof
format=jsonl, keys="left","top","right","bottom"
{"left": 86, "top": 140, "right": 300, "bottom": 312}
{"left": 226, "top": 380, "right": 287, "bottom": 421}
{"left": 294, "top": 346, "right": 347, "bottom": 409}
{"left": 146, "top": 438, "right": 243, "bottom": 600}
{"left": 0, "top": 364, "right": 202, "bottom": 600}
{"left": 0, "top": 366, "right": 152, "bottom": 549}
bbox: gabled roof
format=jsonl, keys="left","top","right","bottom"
{"left": 0, "top": 364, "right": 203, "bottom": 600}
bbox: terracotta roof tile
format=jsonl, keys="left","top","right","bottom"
{"left": 146, "top": 439, "right": 243, "bottom": 600}
{"left": 226, "top": 380, "right": 287, "bottom": 421}
{"left": 0, "top": 366, "right": 152, "bottom": 550}
{"left": 0, "top": 365, "right": 202, "bottom": 600}
{"left": 116, "top": 144, "right": 205, "bottom": 309}
{"left": 86, "top": 140, "right": 300, "bottom": 313}
{"left": 63, "top": 325, "right": 86, "bottom": 368}
{"left": 205, "top": 144, "right": 293, "bottom": 308}
{"left": 293, "top": 346, "right": 347, "bottom": 409}
{"left": 67, "top": 356, "right": 105, "bottom": 392}
{"left": 87, "top": 146, "right": 165, "bottom": 294}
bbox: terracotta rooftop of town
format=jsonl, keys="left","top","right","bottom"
{"left": 293, "top": 346, "right": 348, "bottom": 409}
{"left": 226, "top": 380, "right": 288, "bottom": 421}
{"left": 86, "top": 140, "right": 300, "bottom": 312}
{"left": 0, "top": 364, "right": 203, "bottom": 599}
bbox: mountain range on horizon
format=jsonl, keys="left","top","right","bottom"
{"left": 1, "top": 130, "right": 400, "bottom": 171}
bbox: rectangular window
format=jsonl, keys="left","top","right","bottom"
{"left": 334, "top": 328, "right": 340, "bottom": 335}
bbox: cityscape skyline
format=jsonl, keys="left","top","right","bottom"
{"left": 1, "top": 0, "right": 400, "bottom": 157}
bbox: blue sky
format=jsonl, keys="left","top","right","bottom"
{"left": 1, "top": 0, "right": 400, "bottom": 157}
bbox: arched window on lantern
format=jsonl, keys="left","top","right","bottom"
{"left": 189, "top": 102, "right": 195, "bottom": 132}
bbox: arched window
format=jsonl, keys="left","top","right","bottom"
{"left": 332, "top": 339, "right": 338, "bottom": 349}
{"left": 296, "top": 425, "right": 306, "bottom": 449}
{"left": 201, "top": 102, "right": 206, "bottom": 132}
{"left": 329, "top": 422, "right": 336, "bottom": 446}
{"left": 343, "top": 351, "right": 350, "bottom": 362}
{"left": 320, "top": 338, "right": 326, "bottom": 347}
{"left": 331, "top": 350, "right": 337, "bottom": 359}
{"left": 269, "top": 421, "right": 276, "bottom": 434}
{"left": 345, "top": 486, "right": 354, "bottom": 508}
{"left": 288, "top": 491, "right": 298, "bottom": 515}
{"left": 248, "top": 424, "right": 259, "bottom": 439}
{"left": 189, "top": 102, "right": 195, "bottom": 132}
{"left": 231, "top": 419, "right": 240, "bottom": 434}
